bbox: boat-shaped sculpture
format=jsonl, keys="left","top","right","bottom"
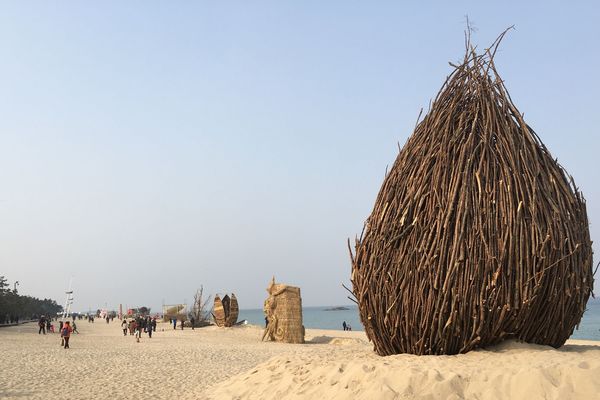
{"left": 226, "top": 294, "right": 239, "bottom": 327}
{"left": 213, "top": 293, "right": 239, "bottom": 327}
{"left": 213, "top": 295, "right": 226, "bottom": 327}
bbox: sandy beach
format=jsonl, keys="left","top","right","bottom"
{"left": 1, "top": 321, "right": 599, "bottom": 400}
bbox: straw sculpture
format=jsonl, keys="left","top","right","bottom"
{"left": 350, "top": 31, "right": 594, "bottom": 356}
{"left": 262, "top": 277, "right": 305, "bottom": 344}
{"left": 227, "top": 294, "right": 239, "bottom": 327}
{"left": 213, "top": 293, "right": 239, "bottom": 327}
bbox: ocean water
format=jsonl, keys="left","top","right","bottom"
{"left": 239, "top": 306, "right": 363, "bottom": 332}
{"left": 571, "top": 299, "right": 600, "bottom": 341}
{"left": 240, "top": 299, "right": 600, "bottom": 341}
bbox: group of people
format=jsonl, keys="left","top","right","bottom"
{"left": 36, "top": 312, "right": 203, "bottom": 349}
{"left": 37, "top": 315, "right": 78, "bottom": 349}
{"left": 169, "top": 317, "right": 192, "bottom": 330}
{"left": 121, "top": 316, "right": 157, "bottom": 342}
{"left": 1, "top": 314, "right": 19, "bottom": 325}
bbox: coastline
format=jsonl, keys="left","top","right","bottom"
{"left": 239, "top": 302, "right": 600, "bottom": 342}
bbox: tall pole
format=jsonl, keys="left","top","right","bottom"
{"left": 63, "top": 277, "right": 74, "bottom": 319}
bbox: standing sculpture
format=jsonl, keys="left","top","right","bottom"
{"left": 213, "top": 293, "right": 239, "bottom": 327}
{"left": 350, "top": 31, "right": 594, "bottom": 356}
{"left": 262, "top": 277, "right": 304, "bottom": 344}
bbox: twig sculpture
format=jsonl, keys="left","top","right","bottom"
{"left": 262, "top": 277, "right": 304, "bottom": 344}
{"left": 350, "top": 31, "right": 594, "bottom": 355}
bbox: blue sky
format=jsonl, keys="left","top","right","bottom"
{"left": 0, "top": 1, "right": 598, "bottom": 311}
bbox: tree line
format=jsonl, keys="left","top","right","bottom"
{"left": 0, "top": 276, "right": 63, "bottom": 324}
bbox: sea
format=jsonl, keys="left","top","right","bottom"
{"left": 239, "top": 298, "right": 600, "bottom": 341}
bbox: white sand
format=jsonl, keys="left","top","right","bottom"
{"left": 2, "top": 321, "right": 599, "bottom": 400}
{"left": 206, "top": 333, "right": 600, "bottom": 400}
{"left": 0, "top": 321, "right": 294, "bottom": 399}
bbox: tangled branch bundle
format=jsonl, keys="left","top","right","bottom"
{"left": 350, "top": 33, "right": 594, "bottom": 356}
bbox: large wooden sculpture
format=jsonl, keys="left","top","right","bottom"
{"left": 351, "top": 32, "right": 594, "bottom": 356}
{"left": 213, "top": 293, "right": 239, "bottom": 327}
{"left": 262, "top": 277, "right": 304, "bottom": 344}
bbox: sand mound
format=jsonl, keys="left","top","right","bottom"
{"left": 308, "top": 335, "right": 366, "bottom": 346}
{"left": 205, "top": 339, "right": 600, "bottom": 400}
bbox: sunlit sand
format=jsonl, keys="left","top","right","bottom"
{"left": 2, "top": 321, "right": 599, "bottom": 399}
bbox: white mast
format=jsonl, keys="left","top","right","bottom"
{"left": 63, "top": 278, "right": 74, "bottom": 319}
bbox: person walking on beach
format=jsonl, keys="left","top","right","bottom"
{"left": 136, "top": 316, "right": 145, "bottom": 335}
{"left": 72, "top": 321, "right": 79, "bottom": 334}
{"left": 129, "top": 319, "right": 136, "bottom": 336}
{"left": 190, "top": 317, "right": 195, "bottom": 330}
{"left": 147, "top": 320, "right": 153, "bottom": 338}
{"left": 342, "top": 321, "right": 347, "bottom": 331}
{"left": 135, "top": 322, "right": 142, "bottom": 343}
{"left": 180, "top": 318, "right": 184, "bottom": 330}
{"left": 61, "top": 321, "right": 73, "bottom": 349}
{"left": 38, "top": 315, "right": 46, "bottom": 334}
{"left": 151, "top": 317, "right": 157, "bottom": 332}
{"left": 172, "top": 318, "right": 177, "bottom": 330}
{"left": 121, "top": 319, "right": 128, "bottom": 336}
{"left": 46, "top": 319, "right": 51, "bottom": 333}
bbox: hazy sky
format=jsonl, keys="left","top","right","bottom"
{"left": 1, "top": 2, "right": 598, "bottom": 312}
